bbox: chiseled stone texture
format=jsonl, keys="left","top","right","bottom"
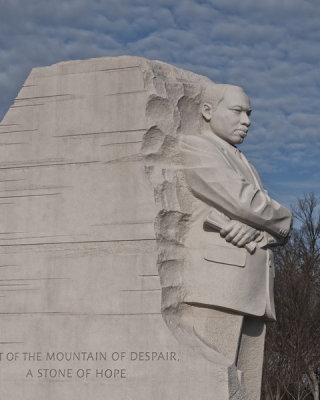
{"left": 0, "top": 56, "right": 240, "bottom": 399}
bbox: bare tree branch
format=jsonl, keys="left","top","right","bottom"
{"left": 262, "top": 193, "right": 320, "bottom": 400}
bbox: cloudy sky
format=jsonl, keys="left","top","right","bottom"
{"left": 0, "top": 0, "right": 319, "bottom": 207}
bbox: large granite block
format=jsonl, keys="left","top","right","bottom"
{"left": 0, "top": 56, "right": 235, "bottom": 400}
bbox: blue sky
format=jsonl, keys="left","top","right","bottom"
{"left": 0, "top": 0, "right": 319, "bottom": 207}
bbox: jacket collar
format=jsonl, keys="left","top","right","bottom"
{"left": 201, "top": 132, "right": 240, "bottom": 156}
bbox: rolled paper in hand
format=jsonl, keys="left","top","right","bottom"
{"left": 205, "top": 212, "right": 256, "bottom": 254}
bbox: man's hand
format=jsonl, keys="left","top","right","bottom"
{"left": 220, "top": 220, "right": 261, "bottom": 248}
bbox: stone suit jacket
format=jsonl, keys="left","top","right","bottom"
{"left": 179, "top": 133, "right": 292, "bottom": 320}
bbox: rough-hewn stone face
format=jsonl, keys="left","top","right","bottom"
{"left": 0, "top": 56, "right": 237, "bottom": 400}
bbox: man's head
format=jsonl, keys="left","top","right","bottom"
{"left": 201, "top": 84, "right": 252, "bottom": 145}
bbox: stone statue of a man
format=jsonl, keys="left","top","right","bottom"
{"left": 162, "top": 83, "right": 292, "bottom": 399}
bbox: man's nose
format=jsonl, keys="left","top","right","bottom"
{"left": 241, "top": 111, "right": 250, "bottom": 127}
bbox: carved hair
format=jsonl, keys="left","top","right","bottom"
{"left": 201, "top": 83, "right": 242, "bottom": 111}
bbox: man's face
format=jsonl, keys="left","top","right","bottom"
{"left": 208, "top": 87, "right": 251, "bottom": 145}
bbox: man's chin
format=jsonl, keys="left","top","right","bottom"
{"left": 232, "top": 136, "right": 244, "bottom": 145}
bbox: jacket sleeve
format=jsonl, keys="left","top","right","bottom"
{"left": 181, "top": 135, "right": 292, "bottom": 239}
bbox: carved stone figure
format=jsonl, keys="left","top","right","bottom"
{"left": 0, "top": 56, "right": 291, "bottom": 400}
{"left": 158, "top": 83, "right": 292, "bottom": 399}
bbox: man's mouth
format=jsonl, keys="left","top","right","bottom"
{"left": 235, "top": 129, "right": 247, "bottom": 138}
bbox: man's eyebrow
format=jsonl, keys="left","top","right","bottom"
{"left": 230, "top": 104, "right": 252, "bottom": 111}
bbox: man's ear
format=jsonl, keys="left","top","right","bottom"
{"left": 201, "top": 102, "right": 213, "bottom": 121}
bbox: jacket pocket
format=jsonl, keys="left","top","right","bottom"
{"left": 203, "top": 245, "right": 247, "bottom": 267}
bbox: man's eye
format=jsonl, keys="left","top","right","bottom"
{"left": 232, "top": 109, "right": 241, "bottom": 113}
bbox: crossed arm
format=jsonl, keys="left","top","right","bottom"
{"left": 181, "top": 135, "right": 292, "bottom": 248}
